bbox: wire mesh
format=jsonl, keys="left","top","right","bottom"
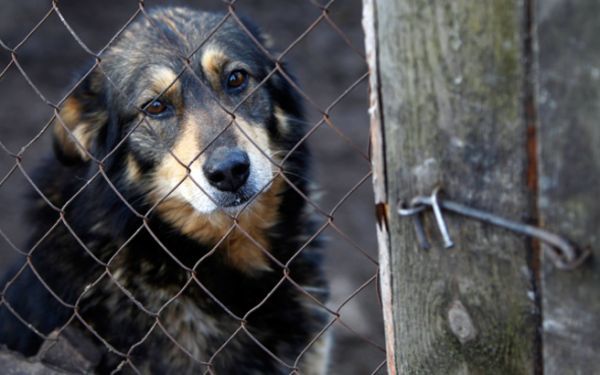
{"left": 0, "top": 0, "right": 384, "bottom": 373}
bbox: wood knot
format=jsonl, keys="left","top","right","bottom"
{"left": 447, "top": 300, "right": 477, "bottom": 344}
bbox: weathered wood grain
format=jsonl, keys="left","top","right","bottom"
{"left": 368, "top": 0, "right": 538, "bottom": 373}
{"left": 363, "top": 0, "right": 397, "bottom": 371}
{"left": 536, "top": 1, "right": 600, "bottom": 374}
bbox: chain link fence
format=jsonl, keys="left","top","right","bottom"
{"left": 0, "top": 0, "right": 384, "bottom": 373}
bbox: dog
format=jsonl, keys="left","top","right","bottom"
{"left": 0, "top": 7, "right": 329, "bottom": 374}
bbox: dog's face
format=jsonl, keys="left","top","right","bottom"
{"left": 54, "top": 8, "right": 303, "bottom": 227}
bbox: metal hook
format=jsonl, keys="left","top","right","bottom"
{"left": 398, "top": 188, "right": 591, "bottom": 270}
{"left": 429, "top": 187, "right": 454, "bottom": 248}
{"left": 398, "top": 203, "right": 430, "bottom": 249}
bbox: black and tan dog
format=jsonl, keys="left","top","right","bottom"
{"left": 0, "top": 7, "right": 329, "bottom": 374}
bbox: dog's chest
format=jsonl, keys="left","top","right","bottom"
{"left": 88, "top": 270, "right": 238, "bottom": 369}
{"left": 160, "top": 297, "right": 225, "bottom": 361}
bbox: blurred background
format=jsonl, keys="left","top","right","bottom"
{"left": 0, "top": 0, "right": 384, "bottom": 373}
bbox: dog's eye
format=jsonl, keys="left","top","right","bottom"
{"left": 226, "top": 70, "right": 248, "bottom": 90}
{"left": 143, "top": 100, "right": 169, "bottom": 117}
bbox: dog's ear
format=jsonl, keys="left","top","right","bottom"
{"left": 53, "top": 70, "right": 108, "bottom": 165}
{"left": 238, "top": 16, "right": 275, "bottom": 50}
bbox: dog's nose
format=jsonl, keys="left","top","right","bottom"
{"left": 203, "top": 147, "right": 250, "bottom": 192}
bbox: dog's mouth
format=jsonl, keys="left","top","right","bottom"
{"left": 213, "top": 185, "right": 260, "bottom": 212}
{"left": 218, "top": 191, "right": 253, "bottom": 208}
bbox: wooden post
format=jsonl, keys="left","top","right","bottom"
{"left": 365, "top": 0, "right": 538, "bottom": 373}
{"left": 536, "top": 1, "right": 600, "bottom": 373}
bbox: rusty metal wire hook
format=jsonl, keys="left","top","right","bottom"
{"left": 398, "top": 187, "right": 591, "bottom": 270}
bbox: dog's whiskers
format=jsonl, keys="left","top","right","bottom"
{"left": 279, "top": 170, "right": 314, "bottom": 185}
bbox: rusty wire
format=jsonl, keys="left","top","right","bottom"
{"left": 0, "top": 1, "right": 384, "bottom": 373}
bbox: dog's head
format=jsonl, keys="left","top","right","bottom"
{"left": 53, "top": 8, "right": 305, "bottom": 226}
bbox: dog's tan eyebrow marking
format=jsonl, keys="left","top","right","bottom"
{"left": 201, "top": 46, "right": 229, "bottom": 88}
{"left": 148, "top": 66, "right": 181, "bottom": 97}
{"left": 201, "top": 46, "right": 228, "bottom": 74}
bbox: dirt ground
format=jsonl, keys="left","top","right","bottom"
{"left": 0, "top": 1, "right": 384, "bottom": 373}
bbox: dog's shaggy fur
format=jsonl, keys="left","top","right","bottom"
{"left": 0, "top": 7, "right": 329, "bottom": 374}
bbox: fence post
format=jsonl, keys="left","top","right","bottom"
{"left": 536, "top": 1, "right": 600, "bottom": 373}
{"left": 364, "top": 0, "right": 539, "bottom": 373}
